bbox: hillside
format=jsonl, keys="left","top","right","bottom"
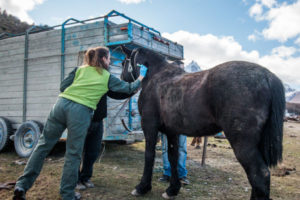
{"left": 0, "top": 8, "right": 32, "bottom": 34}
{"left": 0, "top": 8, "right": 50, "bottom": 38}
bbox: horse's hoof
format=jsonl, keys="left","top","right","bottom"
{"left": 162, "top": 192, "right": 176, "bottom": 199}
{"left": 131, "top": 189, "right": 141, "bottom": 196}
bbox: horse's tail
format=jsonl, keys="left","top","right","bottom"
{"left": 260, "top": 74, "right": 285, "bottom": 167}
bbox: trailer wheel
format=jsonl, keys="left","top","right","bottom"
{"left": 0, "top": 117, "right": 13, "bottom": 152}
{"left": 14, "top": 121, "right": 43, "bottom": 158}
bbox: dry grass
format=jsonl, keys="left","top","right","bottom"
{"left": 0, "top": 121, "right": 299, "bottom": 200}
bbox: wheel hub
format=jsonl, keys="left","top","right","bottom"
{"left": 23, "top": 130, "right": 34, "bottom": 148}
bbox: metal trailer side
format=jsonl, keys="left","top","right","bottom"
{"left": 0, "top": 10, "right": 183, "bottom": 157}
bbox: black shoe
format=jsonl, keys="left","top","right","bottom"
{"left": 180, "top": 177, "right": 190, "bottom": 185}
{"left": 159, "top": 175, "right": 170, "bottom": 183}
{"left": 13, "top": 187, "right": 26, "bottom": 200}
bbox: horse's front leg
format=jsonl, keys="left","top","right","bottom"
{"left": 162, "top": 134, "right": 181, "bottom": 199}
{"left": 132, "top": 122, "right": 158, "bottom": 196}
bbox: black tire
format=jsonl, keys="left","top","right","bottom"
{"left": 0, "top": 117, "right": 13, "bottom": 152}
{"left": 14, "top": 121, "right": 43, "bottom": 158}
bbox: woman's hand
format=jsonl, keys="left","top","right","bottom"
{"left": 137, "top": 64, "right": 148, "bottom": 80}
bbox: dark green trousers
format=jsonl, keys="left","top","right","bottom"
{"left": 16, "top": 97, "right": 93, "bottom": 200}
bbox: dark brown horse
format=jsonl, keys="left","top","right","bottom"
{"left": 120, "top": 46, "right": 285, "bottom": 200}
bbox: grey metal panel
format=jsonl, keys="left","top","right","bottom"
{"left": 0, "top": 59, "right": 24, "bottom": 68}
{"left": 0, "top": 18, "right": 182, "bottom": 140}
{"left": 107, "top": 23, "right": 128, "bottom": 43}
{"left": 26, "top": 116, "right": 48, "bottom": 124}
{"left": 27, "top": 96, "right": 58, "bottom": 104}
{"left": 0, "top": 88, "right": 23, "bottom": 98}
{"left": 0, "top": 35, "right": 25, "bottom": 46}
{"left": 65, "top": 21, "right": 105, "bottom": 34}
{"left": 0, "top": 54, "right": 24, "bottom": 63}
{"left": 0, "top": 98, "right": 22, "bottom": 105}
{"left": 131, "top": 24, "right": 183, "bottom": 60}
{"left": 0, "top": 21, "right": 105, "bottom": 48}
{"left": 0, "top": 110, "right": 23, "bottom": 117}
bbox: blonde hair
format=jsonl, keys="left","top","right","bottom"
{"left": 83, "top": 46, "right": 110, "bottom": 74}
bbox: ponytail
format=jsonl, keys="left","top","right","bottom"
{"left": 83, "top": 46, "right": 110, "bottom": 74}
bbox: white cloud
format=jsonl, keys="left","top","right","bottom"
{"left": 118, "top": 0, "right": 145, "bottom": 4}
{"left": 259, "top": 54, "right": 300, "bottom": 88}
{"left": 248, "top": 30, "right": 262, "bottom": 42}
{"left": 262, "top": 1, "right": 300, "bottom": 42}
{"left": 295, "top": 37, "right": 300, "bottom": 46}
{"left": 163, "top": 30, "right": 300, "bottom": 89}
{"left": 163, "top": 31, "right": 259, "bottom": 68}
{"left": 248, "top": 34, "right": 257, "bottom": 41}
{"left": 0, "top": 0, "right": 45, "bottom": 24}
{"left": 248, "top": 0, "right": 300, "bottom": 42}
{"left": 249, "top": 3, "right": 263, "bottom": 21}
{"left": 260, "top": 0, "right": 276, "bottom": 8}
{"left": 271, "top": 46, "right": 297, "bottom": 58}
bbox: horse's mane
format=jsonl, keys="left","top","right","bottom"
{"left": 139, "top": 48, "right": 167, "bottom": 64}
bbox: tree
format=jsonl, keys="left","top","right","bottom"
{"left": 0, "top": 8, "right": 50, "bottom": 37}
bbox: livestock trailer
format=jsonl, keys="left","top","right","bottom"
{"left": 0, "top": 10, "right": 183, "bottom": 157}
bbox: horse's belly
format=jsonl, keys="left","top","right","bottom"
{"left": 161, "top": 111, "right": 220, "bottom": 137}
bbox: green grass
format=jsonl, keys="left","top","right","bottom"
{"left": 0, "top": 122, "right": 299, "bottom": 200}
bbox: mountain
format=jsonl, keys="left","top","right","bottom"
{"left": 184, "top": 60, "right": 202, "bottom": 72}
{"left": 288, "top": 91, "right": 300, "bottom": 104}
{"left": 283, "top": 83, "right": 300, "bottom": 115}
{"left": 284, "top": 83, "right": 298, "bottom": 102}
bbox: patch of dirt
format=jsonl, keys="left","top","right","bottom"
{"left": 0, "top": 122, "right": 299, "bottom": 200}
{"left": 272, "top": 164, "right": 296, "bottom": 177}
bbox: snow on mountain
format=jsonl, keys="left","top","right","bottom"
{"left": 184, "top": 60, "right": 202, "bottom": 72}
{"left": 284, "top": 83, "right": 298, "bottom": 102}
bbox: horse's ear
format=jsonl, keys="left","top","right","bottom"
{"left": 133, "top": 48, "right": 148, "bottom": 67}
{"left": 120, "top": 45, "right": 132, "bottom": 58}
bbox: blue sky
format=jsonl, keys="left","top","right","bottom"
{"left": 1, "top": 0, "right": 300, "bottom": 89}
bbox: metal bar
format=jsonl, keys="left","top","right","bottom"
{"left": 105, "top": 39, "right": 132, "bottom": 46}
{"left": 128, "top": 21, "right": 133, "bottom": 40}
{"left": 128, "top": 98, "right": 132, "bottom": 130}
{"left": 201, "top": 136, "right": 208, "bottom": 167}
{"left": 61, "top": 18, "right": 84, "bottom": 82}
{"left": 105, "top": 10, "right": 161, "bottom": 36}
{"left": 104, "top": 16, "right": 109, "bottom": 45}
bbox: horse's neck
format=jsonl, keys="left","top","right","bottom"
{"left": 142, "top": 64, "right": 185, "bottom": 86}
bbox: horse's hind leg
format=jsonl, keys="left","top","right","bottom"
{"left": 163, "top": 134, "right": 181, "bottom": 198}
{"left": 227, "top": 132, "right": 270, "bottom": 200}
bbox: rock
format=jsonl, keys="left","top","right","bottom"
{"left": 13, "top": 160, "right": 26, "bottom": 165}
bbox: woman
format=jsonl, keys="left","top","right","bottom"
{"left": 13, "top": 46, "right": 147, "bottom": 200}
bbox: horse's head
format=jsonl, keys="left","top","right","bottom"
{"left": 120, "top": 46, "right": 151, "bottom": 82}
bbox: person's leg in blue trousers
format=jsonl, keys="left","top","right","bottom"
{"left": 60, "top": 99, "right": 92, "bottom": 200}
{"left": 15, "top": 97, "right": 92, "bottom": 200}
{"left": 161, "top": 134, "right": 187, "bottom": 178}
{"left": 15, "top": 98, "right": 68, "bottom": 192}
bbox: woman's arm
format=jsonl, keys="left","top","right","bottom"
{"left": 108, "top": 75, "right": 141, "bottom": 94}
{"left": 60, "top": 67, "right": 78, "bottom": 92}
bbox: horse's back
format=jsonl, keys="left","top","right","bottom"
{"left": 207, "top": 61, "right": 283, "bottom": 131}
